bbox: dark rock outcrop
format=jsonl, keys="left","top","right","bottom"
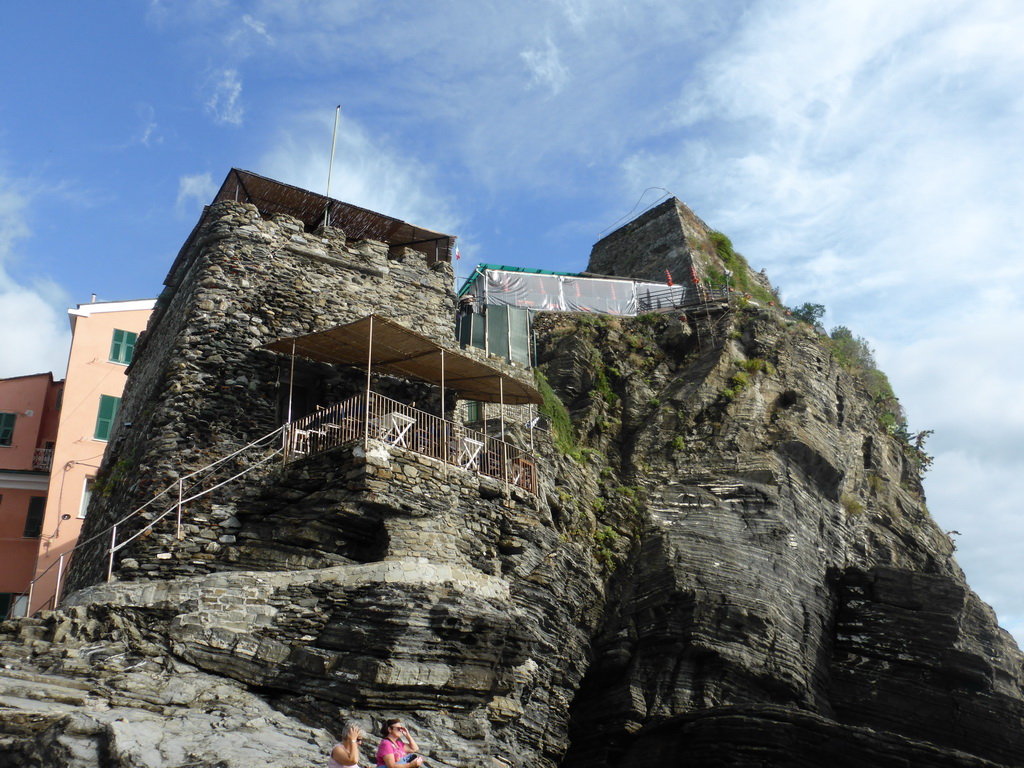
{"left": 2, "top": 193, "right": 1022, "bottom": 767}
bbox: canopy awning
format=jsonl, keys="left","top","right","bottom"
{"left": 263, "top": 314, "right": 543, "bottom": 405}
{"left": 216, "top": 168, "right": 454, "bottom": 259}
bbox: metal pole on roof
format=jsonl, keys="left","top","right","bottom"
{"left": 324, "top": 105, "right": 341, "bottom": 229}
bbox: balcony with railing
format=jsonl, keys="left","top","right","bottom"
{"left": 286, "top": 391, "right": 536, "bottom": 494}
{"left": 33, "top": 448, "right": 53, "bottom": 472}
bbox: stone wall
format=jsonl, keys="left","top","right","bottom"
{"left": 587, "top": 198, "right": 715, "bottom": 283}
{"left": 68, "top": 200, "right": 459, "bottom": 590}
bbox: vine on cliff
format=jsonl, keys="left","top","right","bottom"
{"left": 825, "top": 325, "right": 934, "bottom": 473}
{"left": 534, "top": 368, "right": 582, "bottom": 461}
{"left": 705, "top": 232, "right": 777, "bottom": 306}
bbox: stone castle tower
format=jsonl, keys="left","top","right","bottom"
{"left": 66, "top": 169, "right": 461, "bottom": 590}
{"left": 587, "top": 197, "right": 774, "bottom": 300}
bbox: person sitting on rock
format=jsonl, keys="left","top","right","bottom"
{"left": 377, "top": 719, "right": 424, "bottom": 768}
{"left": 329, "top": 723, "right": 365, "bottom": 768}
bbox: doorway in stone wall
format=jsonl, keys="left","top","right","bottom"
{"left": 276, "top": 367, "right": 327, "bottom": 425}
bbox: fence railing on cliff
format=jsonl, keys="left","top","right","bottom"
{"left": 636, "top": 285, "right": 732, "bottom": 313}
{"left": 286, "top": 391, "right": 537, "bottom": 495}
{"left": 5, "top": 427, "right": 286, "bottom": 620}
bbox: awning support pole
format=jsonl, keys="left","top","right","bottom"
{"left": 440, "top": 349, "right": 447, "bottom": 480}
{"left": 500, "top": 377, "right": 506, "bottom": 435}
{"left": 284, "top": 340, "right": 296, "bottom": 465}
{"left": 364, "top": 315, "right": 374, "bottom": 450}
{"left": 530, "top": 403, "right": 535, "bottom": 452}
{"left": 500, "top": 377, "right": 508, "bottom": 490}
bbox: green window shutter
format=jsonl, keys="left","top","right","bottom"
{"left": 109, "top": 329, "right": 138, "bottom": 364}
{"left": 0, "top": 412, "right": 15, "bottom": 446}
{"left": 109, "top": 330, "right": 124, "bottom": 362}
{"left": 23, "top": 497, "right": 46, "bottom": 538}
{"left": 94, "top": 395, "right": 121, "bottom": 441}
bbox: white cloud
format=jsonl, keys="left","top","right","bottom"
{"left": 176, "top": 172, "right": 217, "bottom": 215}
{"left": 134, "top": 103, "right": 161, "bottom": 147}
{"left": 925, "top": 449, "right": 1024, "bottom": 639}
{"left": 0, "top": 277, "right": 71, "bottom": 378}
{"left": 153, "top": 1, "right": 724, "bottom": 190}
{"left": 260, "top": 110, "right": 463, "bottom": 238}
{"left": 0, "top": 174, "right": 71, "bottom": 379}
{"left": 239, "top": 13, "right": 274, "bottom": 45}
{"left": 204, "top": 68, "right": 244, "bottom": 126}
{"left": 0, "top": 185, "right": 31, "bottom": 256}
{"left": 521, "top": 36, "right": 570, "bottom": 94}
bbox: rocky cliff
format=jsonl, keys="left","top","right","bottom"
{"left": 2, "top": 195, "right": 1022, "bottom": 768}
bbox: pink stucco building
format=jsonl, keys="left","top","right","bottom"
{"left": 0, "top": 372, "right": 64, "bottom": 617}
{"left": 25, "top": 298, "right": 156, "bottom": 613}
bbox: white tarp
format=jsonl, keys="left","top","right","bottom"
{"left": 465, "top": 268, "right": 714, "bottom": 316}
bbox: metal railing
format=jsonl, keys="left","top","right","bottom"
{"left": 33, "top": 448, "right": 53, "bottom": 471}
{"left": 6, "top": 393, "right": 539, "bottom": 622}
{"left": 636, "top": 285, "right": 731, "bottom": 313}
{"left": 5, "top": 426, "right": 285, "bottom": 620}
{"left": 287, "top": 391, "right": 537, "bottom": 494}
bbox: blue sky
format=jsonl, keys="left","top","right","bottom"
{"left": 2, "top": 1, "right": 1023, "bottom": 644}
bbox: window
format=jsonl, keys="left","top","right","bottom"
{"left": 0, "top": 412, "right": 15, "bottom": 446}
{"left": 94, "top": 395, "right": 120, "bottom": 441}
{"left": 24, "top": 496, "right": 46, "bottom": 538}
{"left": 79, "top": 478, "right": 96, "bottom": 518}
{"left": 109, "top": 329, "right": 138, "bottom": 365}
{"left": 0, "top": 593, "right": 28, "bottom": 619}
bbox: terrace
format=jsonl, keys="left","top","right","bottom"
{"left": 265, "top": 314, "right": 542, "bottom": 495}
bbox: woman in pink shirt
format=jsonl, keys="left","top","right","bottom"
{"left": 376, "top": 719, "right": 424, "bottom": 768}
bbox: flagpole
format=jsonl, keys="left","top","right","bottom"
{"left": 324, "top": 105, "right": 341, "bottom": 228}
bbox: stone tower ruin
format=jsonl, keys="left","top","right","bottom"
{"left": 66, "top": 169, "right": 461, "bottom": 590}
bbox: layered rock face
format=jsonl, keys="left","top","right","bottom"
{"left": 538, "top": 306, "right": 1024, "bottom": 766}
{"left": 2, "top": 195, "right": 1023, "bottom": 767}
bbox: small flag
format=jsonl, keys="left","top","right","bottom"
{"left": 455, "top": 245, "right": 461, "bottom": 260}
{"left": 665, "top": 269, "right": 674, "bottom": 286}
